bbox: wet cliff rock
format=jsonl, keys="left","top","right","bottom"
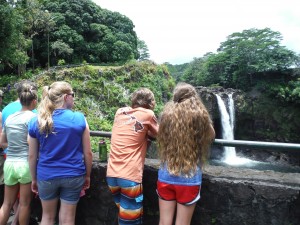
{"left": 196, "top": 86, "right": 300, "bottom": 167}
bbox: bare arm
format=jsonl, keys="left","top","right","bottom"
{"left": 0, "top": 112, "right": 4, "bottom": 152}
{"left": 0, "top": 113, "right": 1, "bottom": 151}
{"left": 0, "top": 120, "right": 8, "bottom": 150}
{"left": 82, "top": 120, "right": 92, "bottom": 190}
{"left": 147, "top": 115, "right": 159, "bottom": 139}
{"left": 28, "top": 135, "right": 39, "bottom": 194}
{"left": 208, "top": 123, "right": 216, "bottom": 143}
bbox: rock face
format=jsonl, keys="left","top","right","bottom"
{"left": 196, "top": 86, "right": 300, "bottom": 167}
{"left": 21, "top": 158, "right": 300, "bottom": 225}
{"left": 196, "top": 86, "right": 244, "bottom": 140}
{"left": 196, "top": 85, "right": 300, "bottom": 142}
{"left": 199, "top": 165, "right": 300, "bottom": 225}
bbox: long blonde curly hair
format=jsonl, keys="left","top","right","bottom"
{"left": 157, "top": 82, "right": 213, "bottom": 176}
{"left": 38, "top": 81, "right": 72, "bottom": 135}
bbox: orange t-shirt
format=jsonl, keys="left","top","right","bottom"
{"left": 107, "top": 107, "right": 158, "bottom": 183}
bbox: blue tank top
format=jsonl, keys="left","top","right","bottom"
{"left": 158, "top": 163, "right": 202, "bottom": 186}
{"left": 28, "top": 109, "right": 86, "bottom": 181}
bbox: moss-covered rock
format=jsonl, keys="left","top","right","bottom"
{"left": 0, "top": 61, "right": 175, "bottom": 151}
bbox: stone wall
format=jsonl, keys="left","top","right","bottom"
{"left": 2, "top": 157, "right": 300, "bottom": 225}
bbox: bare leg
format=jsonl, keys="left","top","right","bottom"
{"left": 158, "top": 198, "right": 176, "bottom": 225}
{"left": 174, "top": 202, "right": 196, "bottom": 225}
{"left": 11, "top": 199, "right": 20, "bottom": 225}
{"left": 18, "top": 183, "right": 32, "bottom": 225}
{"left": 0, "top": 184, "right": 19, "bottom": 225}
{"left": 59, "top": 201, "right": 77, "bottom": 225}
{"left": 40, "top": 198, "right": 59, "bottom": 225}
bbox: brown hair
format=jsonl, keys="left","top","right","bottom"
{"left": 131, "top": 88, "right": 155, "bottom": 110}
{"left": 157, "top": 82, "right": 213, "bottom": 176}
{"left": 18, "top": 81, "right": 38, "bottom": 107}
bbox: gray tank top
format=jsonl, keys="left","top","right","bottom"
{"left": 4, "top": 111, "right": 36, "bottom": 161}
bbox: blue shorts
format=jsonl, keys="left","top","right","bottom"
{"left": 107, "top": 177, "right": 143, "bottom": 225}
{"left": 38, "top": 176, "right": 85, "bottom": 205}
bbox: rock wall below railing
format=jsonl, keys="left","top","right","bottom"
{"left": 2, "top": 155, "right": 299, "bottom": 225}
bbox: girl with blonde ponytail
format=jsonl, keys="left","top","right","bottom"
{"left": 37, "top": 82, "right": 72, "bottom": 136}
{"left": 28, "top": 81, "right": 92, "bottom": 225}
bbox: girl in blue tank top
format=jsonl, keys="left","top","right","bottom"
{"left": 28, "top": 81, "right": 93, "bottom": 225}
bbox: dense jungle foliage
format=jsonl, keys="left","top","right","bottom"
{"left": 169, "top": 28, "right": 300, "bottom": 105}
{"left": 166, "top": 28, "right": 300, "bottom": 142}
{"left": 0, "top": 61, "right": 174, "bottom": 150}
{"left": 0, "top": 0, "right": 149, "bottom": 74}
{"left": 1, "top": 0, "right": 300, "bottom": 144}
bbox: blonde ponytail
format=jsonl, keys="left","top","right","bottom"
{"left": 38, "top": 81, "right": 72, "bottom": 135}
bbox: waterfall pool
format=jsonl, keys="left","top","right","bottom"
{"left": 210, "top": 158, "right": 300, "bottom": 173}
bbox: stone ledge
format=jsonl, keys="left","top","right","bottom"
{"left": 143, "top": 158, "right": 300, "bottom": 225}
{"left": 1, "top": 156, "right": 298, "bottom": 225}
{"left": 145, "top": 158, "right": 300, "bottom": 187}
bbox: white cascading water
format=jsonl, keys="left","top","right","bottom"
{"left": 216, "top": 94, "right": 236, "bottom": 160}
{"left": 216, "top": 93, "right": 252, "bottom": 165}
{"left": 214, "top": 93, "right": 295, "bottom": 172}
{"left": 228, "top": 93, "right": 235, "bottom": 132}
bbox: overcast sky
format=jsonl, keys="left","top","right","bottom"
{"left": 93, "top": 0, "right": 300, "bottom": 65}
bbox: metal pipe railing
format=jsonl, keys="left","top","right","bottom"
{"left": 213, "top": 139, "right": 300, "bottom": 152}
{"left": 90, "top": 131, "right": 300, "bottom": 152}
{"left": 90, "top": 131, "right": 112, "bottom": 138}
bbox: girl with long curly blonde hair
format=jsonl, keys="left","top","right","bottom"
{"left": 157, "top": 82, "right": 215, "bottom": 225}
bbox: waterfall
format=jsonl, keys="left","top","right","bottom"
{"left": 215, "top": 94, "right": 236, "bottom": 160}
{"left": 216, "top": 93, "right": 253, "bottom": 165}
{"left": 228, "top": 93, "right": 235, "bottom": 132}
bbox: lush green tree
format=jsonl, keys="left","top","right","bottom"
{"left": 137, "top": 39, "right": 150, "bottom": 61}
{"left": 21, "top": 0, "right": 47, "bottom": 70}
{"left": 165, "top": 62, "right": 189, "bottom": 82}
{"left": 51, "top": 40, "right": 73, "bottom": 63}
{"left": 182, "top": 57, "right": 204, "bottom": 86}
{"left": 41, "top": 0, "right": 138, "bottom": 64}
{"left": 180, "top": 28, "right": 298, "bottom": 90}
{"left": 0, "top": 0, "right": 140, "bottom": 74}
{"left": 42, "top": 10, "right": 58, "bottom": 69}
{"left": 89, "top": 23, "right": 109, "bottom": 42}
{"left": 0, "top": 2, "right": 16, "bottom": 71}
{"left": 204, "top": 52, "right": 231, "bottom": 86}
{"left": 0, "top": 1, "right": 30, "bottom": 74}
{"left": 217, "top": 28, "right": 298, "bottom": 88}
{"left": 181, "top": 53, "right": 226, "bottom": 86}
{"left": 112, "top": 41, "right": 134, "bottom": 62}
